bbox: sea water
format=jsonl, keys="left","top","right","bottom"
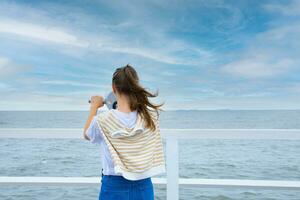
{"left": 0, "top": 110, "right": 300, "bottom": 200}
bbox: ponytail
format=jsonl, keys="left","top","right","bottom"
{"left": 112, "top": 64, "right": 163, "bottom": 131}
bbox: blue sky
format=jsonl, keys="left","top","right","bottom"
{"left": 0, "top": 0, "right": 299, "bottom": 110}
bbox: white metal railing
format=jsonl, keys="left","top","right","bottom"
{"left": 1, "top": 128, "right": 300, "bottom": 200}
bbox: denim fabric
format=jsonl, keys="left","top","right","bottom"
{"left": 99, "top": 175, "right": 154, "bottom": 200}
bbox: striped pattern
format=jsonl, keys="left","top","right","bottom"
{"left": 96, "top": 110, "right": 166, "bottom": 180}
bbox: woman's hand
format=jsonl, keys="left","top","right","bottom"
{"left": 89, "top": 95, "right": 104, "bottom": 108}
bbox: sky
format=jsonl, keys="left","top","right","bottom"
{"left": 0, "top": 0, "right": 299, "bottom": 110}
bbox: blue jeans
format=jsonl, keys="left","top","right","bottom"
{"left": 99, "top": 175, "right": 154, "bottom": 200}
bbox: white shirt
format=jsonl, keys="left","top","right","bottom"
{"left": 85, "top": 109, "right": 138, "bottom": 175}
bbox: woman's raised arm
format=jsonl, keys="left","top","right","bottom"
{"left": 83, "top": 96, "right": 104, "bottom": 140}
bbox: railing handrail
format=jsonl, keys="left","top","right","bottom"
{"left": 1, "top": 128, "right": 300, "bottom": 140}
{"left": 1, "top": 177, "right": 299, "bottom": 190}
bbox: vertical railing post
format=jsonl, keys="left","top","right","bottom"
{"left": 166, "top": 137, "right": 178, "bottom": 200}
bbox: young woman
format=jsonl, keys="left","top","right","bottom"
{"left": 83, "top": 64, "right": 165, "bottom": 200}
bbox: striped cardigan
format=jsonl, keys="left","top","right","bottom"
{"left": 96, "top": 110, "right": 166, "bottom": 180}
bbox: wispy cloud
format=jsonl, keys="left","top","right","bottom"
{"left": 264, "top": 0, "right": 300, "bottom": 16}
{"left": 41, "top": 80, "right": 109, "bottom": 89}
{"left": 0, "top": 56, "right": 31, "bottom": 78}
{"left": 0, "top": 0, "right": 299, "bottom": 110}
{"left": 0, "top": 1, "right": 216, "bottom": 66}
{"left": 221, "top": 1, "right": 300, "bottom": 80}
{"left": 222, "top": 54, "right": 294, "bottom": 79}
{"left": 0, "top": 19, "right": 89, "bottom": 47}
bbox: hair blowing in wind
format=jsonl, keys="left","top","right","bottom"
{"left": 112, "top": 64, "right": 163, "bottom": 131}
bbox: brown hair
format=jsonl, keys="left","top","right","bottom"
{"left": 112, "top": 64, "right": 163, "bottom": 131}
